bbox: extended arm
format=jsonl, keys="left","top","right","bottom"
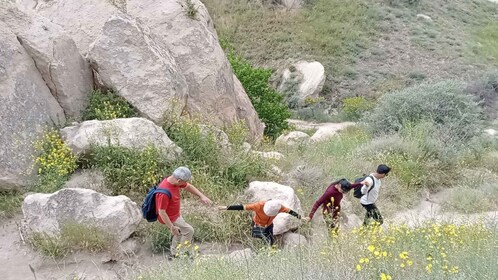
{"left": 308, "top": 187, "right": 333, "bottom": 219}
{"left": 185, "top": 183, "right": 212, "bottom": 205}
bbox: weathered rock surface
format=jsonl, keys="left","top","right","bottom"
{"left": 16, "top": 0, "right": 122, "bottom": 54}
{"left": 245, "top": 181, "right": 302, "bottom": 235}
{"left": 0, "top": 22, "right": 65, "bottom": 190}
{"left": 60, "top": 117, "right": 182, "bottom": 160}
{"left": 17, "top": 17, "right": 92, "bottom": 120}
{"left": 22, "top": 188, "right": 142, "bottom": 242}
{"left": 127, "top": 0, "right": 264, "bottom": 141}
{"left": 88, "top": 14, "right": 189, "bottom": 124}
{"left": 279, "top": 61, "right": 325, "bottom": 107}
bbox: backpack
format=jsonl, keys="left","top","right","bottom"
{"left": 141, "top": 185, "right": 171, "bottom": 222}
{"left": 353, "top": 175, "right": 375, "bottom": 199}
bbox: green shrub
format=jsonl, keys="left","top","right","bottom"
{"left": 341, "top": 96, "right": 375, "bottom": 121}
{"left": 89, "top": 145, "right": 172, "bottom": 199}
{"left": 364, "top": 81, "right": 483, "bottom": 162}
{"left": 82, "top": 89, "right": 137, "bottom": 121}
{"left": 33, "top": 128, "right": 78, "bottom": 193}
{"left": 223, "top": 43, "right": 291, "bottom": 139}
{"left": 465, "top": 71, "right": 498, "bottom": 120}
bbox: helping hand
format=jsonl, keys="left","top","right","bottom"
{"left": 301, "top": 217, "right": 311, "bottom": 223}
{"left": 200, "top": 196, "right": 213, "bottom": 205}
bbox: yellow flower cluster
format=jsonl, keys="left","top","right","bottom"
{"left": 34, "top": 129, "right": 77, "bottom": 177}
{"left": 351, "top": 222, "right": 491, "bottom": 278}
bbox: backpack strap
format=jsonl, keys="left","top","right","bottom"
{"left": 155, "top": 188, "right": 171, "bottom": 198}
{"left": 366, "top": 175, "right": 375, "bottom": 193}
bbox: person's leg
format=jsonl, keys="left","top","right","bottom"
{"left": 370, "top": 204, "right": 383, "bottom": 225}
{"left": 362, "top": 204, "right": 374, "bottom": 226}
{"left": 264, "top": 224, "right": 275, "bottom": 246}
{"left": 170, "top": 216, "right": 195, "bottom": 256}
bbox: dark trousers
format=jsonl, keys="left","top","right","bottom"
{"left": 251, "top": 222, "right": 274, "bottom": 246}
{"left": 362, "top": 203, "right": 383, "bottom": 226}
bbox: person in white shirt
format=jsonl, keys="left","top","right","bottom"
{"left": 359, "top": 164, "right": 391, "bottom": 226}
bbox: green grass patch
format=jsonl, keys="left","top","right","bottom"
{"left": 203, "top": 0, "right": 380, "bottom": 85}
{"left": 0, "top": 191, "right": 23, "bottom": 219}
{"left": 29, "top": 223, "right": 115, "bottom": 258}
{"left": 474, "top": 22, "right": 498, "bottom": 63}
{"left": 82, "top": 89, "right": 137, "bottom": 121}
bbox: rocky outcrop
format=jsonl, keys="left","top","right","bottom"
{"left": 0, "top": 22, "right": 65, "bottom": 190}
{"left": 245, "top": 181, "right": 302, "bottom": 235}
{"left": 88, "top": 15, "right": 189, "bottom": 124}
{"left": 281, "top": 232, "right": 307, "bottom": 248}
{"left": 16, "top": 0, "right": 122, "bottom": 54}
{"left": 233, "top": 75, "right": 265, "bottom": 142}
{"left": 127, "top": 0, "right": 264, "bottom": 141}
{"left": 60, "top": 117, "right": 182, "bottom": 160}
{"left": 279, "top": 61, "right": 325, "bottom": 107}
{"left": 22, "top": 188, "right": 142, "bottom": 242}
{"left": 17, "top": 17, "right": 93, "bottom": 120}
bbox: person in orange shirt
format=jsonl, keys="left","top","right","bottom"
{"left": 218, "top": 200, "right": 304, "bottom": 246}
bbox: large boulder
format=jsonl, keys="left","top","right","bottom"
{"left": 88, "top": 14, "right": 189, "bottom": 124}
{"left": 278, "top": 61, "right": 325, "bottom": 107}
{"left": 60, "top": 117, "right": 182, "bottom": 160}
{"left": 22, "top": 188, "right": 141, "bottom": 242}
{"left": 0, "top": 22, "right": 65, "bottom": 191}
{"left": 16, "top": 16, "right": 93, "bottom": 120}
{"left": 127, "top": 0, "right": 264, "bottom": 141}
{"left": 245, "top": 181, "right": 302, "bottom": 235}
{"left": 16, "top": 0, "right": 122, "bottom": 54}
{"left": 232, "top": 75, "right": 265, "bottom": 142}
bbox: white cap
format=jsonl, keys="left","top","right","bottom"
{"left": 263, "top": 200, "right": 282, "bottom": 217}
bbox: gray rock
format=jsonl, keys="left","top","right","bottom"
{"left": 0, "top": 22, "right": 65, "bottom": 190}
{"left": 17, "top": 16, "right": 93, "bottom": 120}
{"left": 22, "top": 188, "right": 142, "bottom": 242}
{"left": 64, "top": 169, "right": 111, "bottom": 196}
{"left": 245, "top": 181, "right": 302, "bottom": 235}
{"left": 16, "top": 0, "right": 121, "bottom": 54}
{"left": 60, "top": 117, "right": 182, "bottom": 160}
{"left": 281, "top": 232, "right": 307, "bottom": 248}
{"left": 88, "top": 14, "right": 189, "bottom": 124}
{"left": 279, "top": 61, "right": 325, "bottom": 107}
{"left": 127, "top": 0, "right": 264, "bottom": 142}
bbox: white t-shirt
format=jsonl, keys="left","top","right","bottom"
{"left": 360, "top": 174, "right": 382, "bottom": 205}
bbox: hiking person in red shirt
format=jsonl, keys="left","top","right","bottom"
{"left": 304, "top": 179, "right": 362, "bottom": 230}
{"left": 218, "top": 200, "right": 304, "bottom": 246}
{"left": 155, "top": 166, "right": 212, "bottom": 257}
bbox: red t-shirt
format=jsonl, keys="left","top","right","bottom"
{"left": 155, "top": 177, "right": 187, "bottom": 223}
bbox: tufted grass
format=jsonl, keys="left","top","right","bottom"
{"left": 0, "top": 191, "right": 23, "bottom": 219}
{"left": 29, "top": 223, "right": 115, "bottom": 258}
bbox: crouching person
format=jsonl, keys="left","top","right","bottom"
{"left": 218, "top": 200, "right": 304, "bottom": 246}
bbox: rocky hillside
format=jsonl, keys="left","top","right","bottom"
{"left": 0, "top": 0, "right": 265, "bottom": 190}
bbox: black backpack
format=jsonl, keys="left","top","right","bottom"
{"left": 353, "top": 175, "right": 375, "bottom": 199}
{"left": 141, "top": 185, "right": 171, "bottom": 222}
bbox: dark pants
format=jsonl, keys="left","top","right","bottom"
{"left": 362, "top": 203, "right": 383, "bottom": 226}
{"left": 251, "top": 222, "right": 274, "bottom": 246}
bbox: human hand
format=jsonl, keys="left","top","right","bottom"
{"left": 301, "top": 217, "right": 311, "bottom": 223}
{"left": 217, "top": 205, "right": 227, "bottom": 210}
{"left": 200, "top": 196, "right": 213, "bottom": 205}
{"left": 170, "top": 226, "right": 181, "bottom": 236}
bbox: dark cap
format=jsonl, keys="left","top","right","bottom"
{"left": 377, "top": 164, "right": 391, "bottom": 175}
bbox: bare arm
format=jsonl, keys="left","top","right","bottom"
{"left": 185, "top": 183, "right": 213, "bottom": 205}
{"left": 158, "top": 209, "right": 180, "bottom": 235}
